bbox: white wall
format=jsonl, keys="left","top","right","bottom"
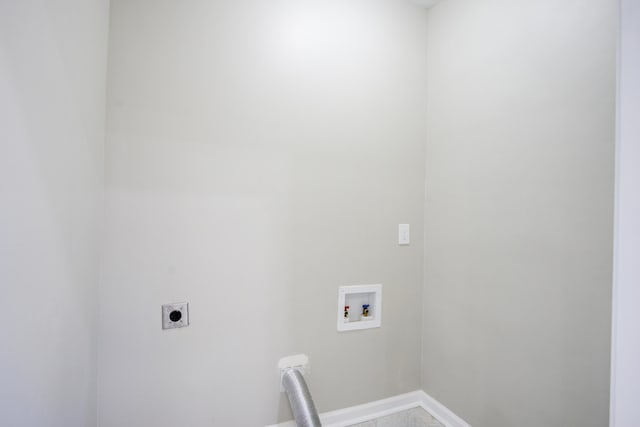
{"left": 100, "top": 1, "right": 428, "bottom": 426}
{"left": 0, "top": 0, "right": 109, "bottom": 426}
{"left": 423, "top": 0, "right": 616, "bottom": 426}
{"left": 610, "top": 0, "right": 640, "bottom": 426}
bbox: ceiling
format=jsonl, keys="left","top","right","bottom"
{"left": 408, "top": 0, "right": 443, "bottom": 8}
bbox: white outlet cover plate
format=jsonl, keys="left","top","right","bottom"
{"left": 162, "top": 302, "right": 189, "bottom": 329}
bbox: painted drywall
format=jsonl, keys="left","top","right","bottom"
{"left": 100, "top": 1, "right": 428, "bottom": 426}
{"left": 0, "top": 1, "right": 109, "bottom": 426}
{"left": 610, "top": 1, "right": 640, "bottom": 426}
{"left": 422, "top": 0, "right": 616, "bottom": 426}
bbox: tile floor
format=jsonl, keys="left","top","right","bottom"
{"left": 348, "top": 407, "right": 444, "bottom": 427}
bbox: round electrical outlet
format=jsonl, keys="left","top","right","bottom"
{"left": 162, "top": 302, "right": 189, "bottom": 329}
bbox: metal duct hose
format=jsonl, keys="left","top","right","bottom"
{"left": 281, "top": 368, "right": 322, "bottom": 427}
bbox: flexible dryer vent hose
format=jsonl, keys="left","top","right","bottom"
{"left": 281, "top": 368, "right": 322, "bottom": 427}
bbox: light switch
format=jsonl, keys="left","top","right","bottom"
{"left": 398, "top": 224, "right": 410, "bottom": 245}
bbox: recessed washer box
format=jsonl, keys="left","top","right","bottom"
{"left": 337, "top": 284, "right": 382, "bottom": 332}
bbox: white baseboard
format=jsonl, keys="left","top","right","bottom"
{"left": 266, "top": 389, "right": 471, "bottom": 427}
{"left": 417, "top": 390, "right": 471, "bottom": 427}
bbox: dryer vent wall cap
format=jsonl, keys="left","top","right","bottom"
{"left": 278, "top": 354, "right": 309, "bottom": 370}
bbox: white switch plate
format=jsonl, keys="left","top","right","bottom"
{"left": 162, "top": 302, "right": 189, "bottom": 329}
{"left": 398, "top": 224, "right": 410, "bottom": 245}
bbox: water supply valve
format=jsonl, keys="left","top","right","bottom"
{"left": 362, "top": 304, "right": 370, "bottom": 318}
